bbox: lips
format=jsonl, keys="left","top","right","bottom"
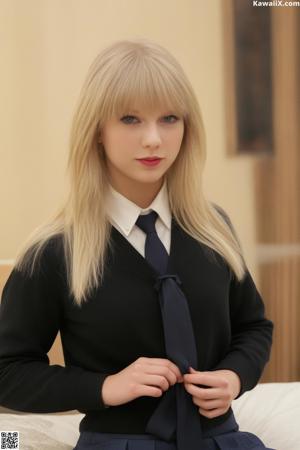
{"left": 138, "top": 157, "right": 162, "bottom": 161}
{"left": 137, "top": 157, "right": 162, "bottom": 166}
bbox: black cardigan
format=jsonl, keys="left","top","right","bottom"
{"left": 0, "top": 215, "right": 273, "bottom": 434}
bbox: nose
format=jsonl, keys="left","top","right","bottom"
{"left": 141, "top": 123, "right": 162, "bottom": 148}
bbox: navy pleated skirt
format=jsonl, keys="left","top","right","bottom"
{"left": 73, "top": 430, "right": 276, "bottom": 449}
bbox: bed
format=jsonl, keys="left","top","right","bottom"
{"left": 0, "top": 382, "right": 299, "bottom": 450}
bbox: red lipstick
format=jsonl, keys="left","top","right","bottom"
{"left": 137, "top": 157, "right": 162, "bottom": 167}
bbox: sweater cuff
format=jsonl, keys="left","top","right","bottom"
{"left": 71, "top": 370, "right": 111, "bottom": 410}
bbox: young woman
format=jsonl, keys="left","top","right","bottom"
{"left": 0, "top": 38, "right": 275, "bottom": 450}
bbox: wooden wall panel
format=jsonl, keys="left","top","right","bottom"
{"left": 254, "top": 7, "right": 300, "bottom": 382}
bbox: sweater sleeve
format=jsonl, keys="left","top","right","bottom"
{"left": 0, "top": 237, "right": 110, "bottom": 413}
{"left": 210, "top": 205, "right": 274, "bottom": 399}
{"left": 212, "top": 267, "right": 274, "bottom": 399}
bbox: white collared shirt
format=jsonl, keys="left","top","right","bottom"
{"left": 105, "top": 179, "right": 171, "bottom": 257}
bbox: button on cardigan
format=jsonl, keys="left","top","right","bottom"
{"left": 0, "top": 200, "right": 274, "bottom": 436}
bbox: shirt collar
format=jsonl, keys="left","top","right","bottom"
{"left": 106, "top": 179, "right": 171, "bottom": 236}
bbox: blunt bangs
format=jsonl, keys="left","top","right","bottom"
{"left": 100, "top": 55, "right": 189, "bottom": 122}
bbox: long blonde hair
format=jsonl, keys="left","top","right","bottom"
{"left": 14, "top": 38, "right": 246, "bottom": 307}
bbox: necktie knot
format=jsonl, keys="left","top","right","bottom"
{"left": 135, "top": 210, "right": 158, "bottom": 234}
{"left": 154, "top": 273, "right": 182, "bottom": 292}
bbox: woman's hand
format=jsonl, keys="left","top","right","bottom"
{"left": 101, "top": 357, "right": 183, "bottom": 407}
{"left": 183, "top": 367, "right": 241, "bottom": 419}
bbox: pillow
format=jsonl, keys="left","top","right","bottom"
{"left": 232, "top": 382, "right": 300, "bottom": 450}
{"left": 0, "top": 412, "right": 81, "bottom": 449}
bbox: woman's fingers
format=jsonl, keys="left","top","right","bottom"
{"left": 139, "top": 357, "right": 183, "bottom": 383}
{"left": 184, "top": 383, "right": 221, "bottom": 399}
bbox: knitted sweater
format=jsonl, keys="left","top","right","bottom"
{"left": 0, "top": 216, "right": 273, "bottom": 434}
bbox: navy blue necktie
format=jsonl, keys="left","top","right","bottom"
{"left": 135, "top": 210, "right": 205, "bottom": 449}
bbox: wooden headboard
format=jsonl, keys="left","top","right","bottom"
{"left": 0, "top": 265, "right": 65, "bottom": 366}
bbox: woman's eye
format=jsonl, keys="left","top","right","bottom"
{"left": 164, "top": 115, "right": 178, "bottom": 123}
{"left": 120, "top": 115, "right": 138, "bottom": 124}
{"left": 120, "top": 114, "right": 179, "bottom": 124}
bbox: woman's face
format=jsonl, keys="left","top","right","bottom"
{"left": 99, "top": 107, "right": 184, "bottom": 193}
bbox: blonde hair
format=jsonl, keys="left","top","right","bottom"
{"left": 14, "top": 38, "right": 246, "bottom": 307}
